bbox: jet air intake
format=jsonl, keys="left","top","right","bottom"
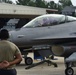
{"left": 51, "top": 46, "right": 76, "bottom": 57}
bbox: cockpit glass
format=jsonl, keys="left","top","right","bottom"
{"left": 23, "top": 14, "right": 76, "bottom": 28}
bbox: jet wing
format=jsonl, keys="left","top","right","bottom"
{"left": 66, "top": 52, "right": 76, "bottom": 62}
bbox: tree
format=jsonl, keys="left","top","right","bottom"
{"left": 0, "top": 0, "right": 13, "bottom": 4}
{"left": 59, "top": 0, "right": 73, "bottom": 8}
{"left": 27, "top": 1, "right": 36, "bottom": 6}
{"left": 16, "top": 0, "right": 33, "bottom": 5}
{"left": 0, "top": 0, "right": 6, "bottom": 2}
{"left": 16, "top": 0, "right": 47, "bottom": 8}
{"left": 6, "top": 0, "right": 13, "bottom": 4}
{"left": 57, "top": 0, "right": 73, "bottom": 13}
{"left": 47, "top": 1, "right": 57, "bottom": 9}
{"left": 35, "top": 0, "right": 47, "bottom": 8}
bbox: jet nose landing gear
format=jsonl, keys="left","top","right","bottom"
{"left": 65, "top": 67, "right": 74, "bottom": 75}
{"left": 25, "top": 57, "right": 33, "bottom": 65}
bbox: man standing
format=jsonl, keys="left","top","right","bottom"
{"left": 0, "top": 29, "right": 22, "bottom": 75}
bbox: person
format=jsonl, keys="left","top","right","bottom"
{"left": 0, "top": 29, "right": 22, "bottom": 75}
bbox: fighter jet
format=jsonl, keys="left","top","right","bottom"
{"left": 9, "top": 14, "right": 76, "bottom": 75}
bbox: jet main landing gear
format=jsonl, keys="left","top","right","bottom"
{"left": 65, "top": 62, "right": 74, "bottom": 75}
{"left": 65, "top": 67, "right": 74, "bottom": 75}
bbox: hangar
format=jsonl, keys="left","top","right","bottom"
{"left": 0, "top": 3, "right": 58, "bottom": 29}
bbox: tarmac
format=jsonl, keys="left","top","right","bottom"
{"left": 16, "top": 53, "right": 76, "bottom": 75}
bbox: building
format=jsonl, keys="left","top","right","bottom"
{"left": 3, "top": 19, "right": 19, "bottom": 30}
{"left": 0, "top": 3, "right": 58, "bottom": 29}
{"left": 61, "top": 6, "right": 76, "bottom": 16}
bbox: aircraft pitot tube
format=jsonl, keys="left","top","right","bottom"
{"left": 51, "top": 45, "right": 76, "bottom": 57}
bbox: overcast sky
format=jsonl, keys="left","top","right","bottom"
{"left": 11, "top": 0, "right": 76, "bottom": 6}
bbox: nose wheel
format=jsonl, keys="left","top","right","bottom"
{"left": 25, "top": 57, "right": 33, "bottom": 65}
{"left": 65, "top": 67, "right": 74, "bottom": 75}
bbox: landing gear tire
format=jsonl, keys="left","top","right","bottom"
{"left": 25, "top": 57, "right": 33, "bottom": 65}
{"left": 65, "top": 67, "right": 74, "bottom": 75}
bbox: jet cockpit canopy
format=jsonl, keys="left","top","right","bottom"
{"left": 23, "top": 14, "right": 76, "bottom": 28}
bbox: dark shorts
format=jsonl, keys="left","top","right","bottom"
{"left": 0, "top": 68, "right": 17, "bottom": 75}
